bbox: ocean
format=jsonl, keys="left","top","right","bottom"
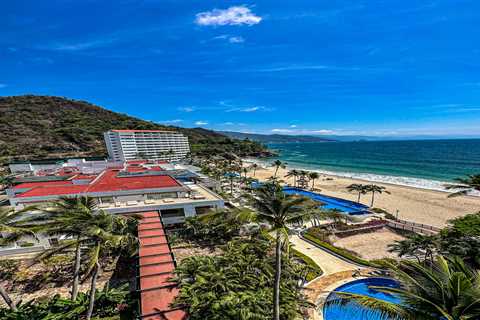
{"left": 260, "top": 139, "right": 480, "bottom": 192}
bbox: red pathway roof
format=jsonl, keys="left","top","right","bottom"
{"left": 137, "top": 211, "right": 186, "bottom": 320}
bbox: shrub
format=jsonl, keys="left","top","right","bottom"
{"left": 0, "top": 259, "right": 19, "bottom": 281}
{"left": 291, "top": 249, "right": 323, "bottom": 281}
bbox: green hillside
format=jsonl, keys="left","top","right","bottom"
{"left": 0, "top": 95, "right": 269, "bottom": 161}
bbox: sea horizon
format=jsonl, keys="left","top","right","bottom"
{"left": 247, "top": 139, "right": 480, "bottom": 193}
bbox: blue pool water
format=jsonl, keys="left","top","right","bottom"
{"left": 324, "top": 278, "right": 401, "bottom": 320}
{"left": 282, "top": 187, "right": 370, "bottom": 215}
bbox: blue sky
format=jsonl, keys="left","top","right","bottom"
{"left": 1, "top": 1, "right": 480, "bottom": 137}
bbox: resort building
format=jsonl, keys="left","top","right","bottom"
{"left": 8, "top": 157, "right": 117, "bottom": 175}
{"left": 104, "top": 130, "right": 190, "bottom": 162}
{"left": 2, "top": 160, "right": 223, "bottom": 256}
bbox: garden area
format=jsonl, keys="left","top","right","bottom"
{"left": 0, "top": 198, "right": 140, "bottom": 320}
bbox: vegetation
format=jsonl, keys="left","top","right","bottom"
{"left": 0, "top": 196, "right": 138, "bottom": 319}
{"left": 290, "top": 249, "right": 323, "bottom": 281}
{"left": 251, "top": 181, "right": 312, "bottom": 320}
{"left": 365, "top": 185, "right": 390, "bottom": 206}
{"left": 308, "top": 172, "right": 320, "bottom": 190}
{"left": 445, "top": 174, "right": 480, "bottom": 197}
{"left": 0, "top": 206, "right": 41, "bottom": 310}
{"left": 346, "top": 184, "right": 368, "bottom": 203}
{"left": 439, "top": 212, "right": 480, "bottom": 267}
{"left": 0, "top": 95, "right": 270, "bottom": 161}
{"left": 172, "top": 236, "right": 313, "bottom": 320}
{"left": 327, "top": 256, "right": 480, "bottom": 320}
{"left": 272, "top": 160, "right": 287, "bottom": 178}
{"left": 0, "top": 284, "right": 136, "bottom": 320}
{"left": 388, "top": 234, "right": 437, "bottom": 264}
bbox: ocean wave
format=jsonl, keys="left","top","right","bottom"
{"left": 244, "top": 158, "right": 480, "bottom": 195}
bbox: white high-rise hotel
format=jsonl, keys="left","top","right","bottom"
{"left": 104, "top": 130, "right": 190, "bottom": 162}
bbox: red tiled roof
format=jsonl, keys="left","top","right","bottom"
{"left": 72, "top": 174, "right": 97, "bottom": 180}
{"left": 87, "top": 170, "right": 180, "bottom": 192}
{"left": 14, "top": 168, "right": 180, "bottom": 199}
{"left": 13, "top": 180, "right": 73, "bottom": 189}
{"left": 16, "top": 185, "right": 89, "bottom": 198}
{"left": 137, "top": 211, "right": 186, "bottom": 320}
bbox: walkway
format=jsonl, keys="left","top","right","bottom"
{"left": 137, "top": 211, "right": 187, "bottom": 320}
{"left": 289, "top": 235, "right": 359, "bottom": 275}
{"left": 290, "top": 235, "right": 369, "bottom": 320}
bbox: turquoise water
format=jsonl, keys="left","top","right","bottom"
{"left": 324, "top": 278, "right": 401, "bottom": 320}
{"left": 283, "top": 187, "right": 369, "bottom": 215}
{"left": 267, "top": 139, "right": 480, "bottom": 190}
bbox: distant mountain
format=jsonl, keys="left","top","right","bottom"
{"left": 219, "top": 131, "right": 336, "bottom": 143}
{"left": 0, "top": 95, "right": 270, "bottom": 161}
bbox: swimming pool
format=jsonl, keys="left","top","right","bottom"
{"left": 282, "top": 187, "right": 370, "bottom": 215}
{"left": 324, "top": 277, "right": 401, "bottom": 320}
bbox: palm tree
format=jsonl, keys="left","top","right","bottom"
{"left": 326, "top": 255, "right": 480, "bottom": 320}
{"left": 242, "top": 166, "right": 249, "bottom": 179}
{"left": 33, "top": 197, "right": 99, "bottom": 301}
{"left": 0, "top": 174, "right": 15, "bottom": 189}
{"left": 308, "top": 172, "right": 320, "bottom": 190}
{"left": 445, "top": 174, "right": 480, "bottom": 197}
{"left": 346, "top": 184, "right": 368, "bottom": 203}
{"left": 285, "top": 169, "right": 299, "bottom": 187}
{"left": 388, "top": 234, "right": 438, "bottom": 264}
{"left": 0, "top": 206, "right": 39, "bottom": 310}
{"left": 250, "top": 163, "right": 259, "bottom": 177}
{"left": 81, "top": 210, "right": 138, "bottom": 320}
{"left": 272, "top": 160, "right": 286, "bottom": 178}
{"left": 365, "top": 184, "right": 390, "bottom": 207}
{"left": 251, "top": 181, "right": 311, "bottom": 320}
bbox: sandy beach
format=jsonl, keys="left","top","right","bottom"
{"left": 245, "top": 162, "right": 480, "bottom": 227}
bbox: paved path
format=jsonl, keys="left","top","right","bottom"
{"left": 290, "top": 235, "right": 359, "bottom": 275}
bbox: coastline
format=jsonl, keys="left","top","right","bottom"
{"left": 244, "top": 158, "right": 480, "bottom": 227}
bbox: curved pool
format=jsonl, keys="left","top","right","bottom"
{"left": 323, "top": 277, "right": 401, "bottom": 320}
{"left": 283, "top": 187, "right": 370, "bottom": 215}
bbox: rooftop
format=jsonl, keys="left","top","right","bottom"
{"left": 13, "top": 167, "right": 183, "bottom": 199}
{"left": 110, "top": 129, "right": 177, "bottom": 133}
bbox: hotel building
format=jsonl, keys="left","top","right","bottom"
{"left": 104, "top": 130, "right": 190, "bottom": 162}
{"left": 3, "top": 160, "right": 223, "bottom": 256}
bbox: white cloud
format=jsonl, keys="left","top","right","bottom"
{"left": 212, "top": 34, "right": 245, "bottom": 44}
{"left": 158, "top": 119, "right": 183, "bottom": 124}
{"left": 178, "top": 106, "right": 195, "bottom": 112}
{"left": 223, "top": 122, "right": 235, "bottom": 125}
{"left": 312, "top": 129, "right": 334, "bottom": 135}
{"left": 195, "top": 6, "right": 262, "bottom": 26}
{"left": 195, "top": 121, "right": 208, "bottom": 126}
{"left": 0, "top": 83, "right": 7, "bottom": 88}
{"left": 229, "top": 36, "right": 245, "bottom": 43}
{"left": 290, "top": 125, "right": 297, "bottom": 128}
{"left": 270, "top": 128, "right": 335, "bottom": 135}
{"left": 44, "top": 38, "right": 117, "bottom": 51}
{"left": 225, "top": 106, "right": 267, "bottom": 112}
{"left": 271, "top": 129, "right": 294, "bottom": 133}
